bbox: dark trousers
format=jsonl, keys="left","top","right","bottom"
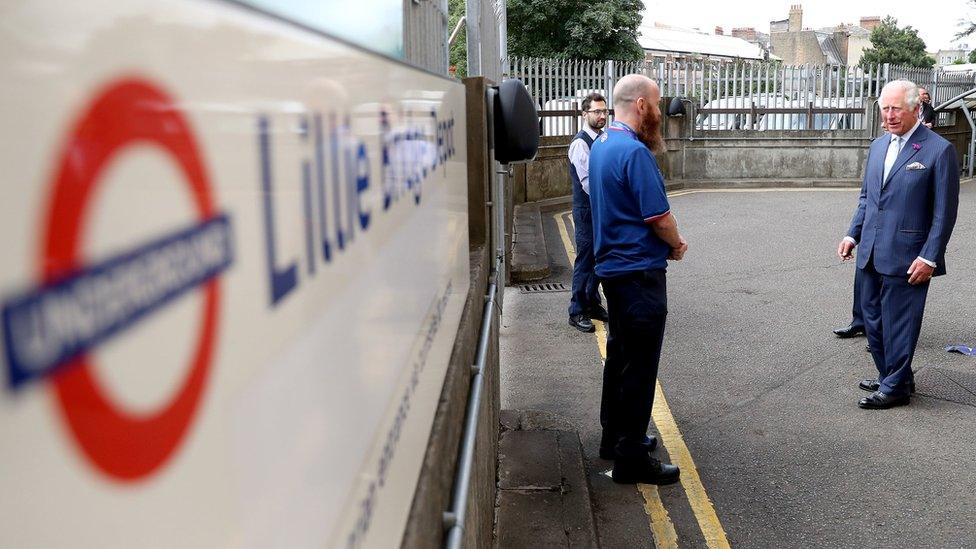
{"left": 860, "top": 262, "right": 929, "bottom": 396}
{"left": 599, "top": 270, "right": 667, "bottom": 458}
{"left": 851, "top": 266, "right": 864, "bottom": 329}
{"left": 569, "top": 203, "right": 601, "bottom": 317}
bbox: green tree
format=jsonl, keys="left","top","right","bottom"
{"left": 448, "top": 0, "right": 467, "bottom": 78}
{"left": 507, "top": 0, "right": 645, "bottom": 61}
{"left": 969, "top": 49, "right": 976, "bottom": 63}
{"left": 957, "top": 1, "right": 976, "bottom": 40}
{"left": 859, "top": 16, "right": 935, "bottom": 69}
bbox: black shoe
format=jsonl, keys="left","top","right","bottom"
{"left": 599, "top": 435, "right": 658, "bottom": 460}
{"left": 858, "top": 380, "right": 915, "bottom": 393}
{"left": 833, "top": 324, "right": 866, "bottom": 338}
{"left": 858, "top": 390, "right": 910, "bottom": 409}
{"left": 612, "top": 454, "right": 680, "bottom": 485}
{"left": 569, "top": 314, "right": 595, "bottom": 333}
{"left": 587, "top": 305, "right": 609, "bottom": 322}
{"left": 858, "top": 379, "right": 880, "bottom": 392}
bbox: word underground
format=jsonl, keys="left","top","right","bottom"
{"left": 259, "top": 106, "right": 457, "bottom": 307}
{"left": 2, "top": 216, "right": 234, "bottom": 388}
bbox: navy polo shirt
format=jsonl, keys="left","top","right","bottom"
{"left": 588, "top": 121, "right": 672, "bottom": 277}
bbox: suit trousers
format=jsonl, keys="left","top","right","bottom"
{"left": 850, "top": 266, "right": 864, "bottom": 329}
{"left": 600, "top": 270, "right": 667, "bottom": 458}
{"left": 569, "top": 202, "right": 601, "bottom": 317}
{"left": 860, "top": 261, "right": 929, "bottom": 396}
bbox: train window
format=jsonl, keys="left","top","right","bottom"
{"left": 239, "top": 0, "right": 404, "bottom": 57}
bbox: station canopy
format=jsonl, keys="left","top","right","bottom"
{"left": 935, "top": 87, "right": 976, "bottom": 112}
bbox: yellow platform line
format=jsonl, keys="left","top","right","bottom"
{"left": 554, "top": 212, "right": 678, "bottom": 549}
{"left": 554, "top": 210, "right": 730, "bottom": 549}
{"left": 651, "top": 382, "right": 730, "bottom": 549}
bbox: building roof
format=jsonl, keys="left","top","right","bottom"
{"left": 935, "top": 86, "right": 976, "bottom": 111}
{"left": 942, "top": 63, "right": 976, "bottom": 73}
{"left": 638, "top": 24, "right": 767, "bottom": 60}
{"left": 815, "top": 32, "right": 845, "bottom": 65}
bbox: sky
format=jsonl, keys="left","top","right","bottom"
{"left": 642, "top": 0, "right": 976, "bottom": 52}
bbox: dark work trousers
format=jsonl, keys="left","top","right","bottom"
{"left": 599, "top": 270, "right": 668, "bottom": 458}
{"left": 860, "top": 261, "right": 929, "bottom": 397}
{"left": 568, "top": 197, "right": 601, "bottom": 317}
{"left": 850, "top": 266, "right": 864, "bottom": 329}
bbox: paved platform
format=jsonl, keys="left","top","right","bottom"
{"left": 500, "top": 181, "right": 976, "bottom": 548}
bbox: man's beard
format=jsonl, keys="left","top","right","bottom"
{"left": 587, "top": 117, "right": 606, "bottom": 130}
{"left": 637, "top": 108, "right": 666, "bottom": 154}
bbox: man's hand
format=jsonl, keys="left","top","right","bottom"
{"left": 837, "top": 239, "right": 855, "bottom": 261}
{"left": 907, "top": 258, "right": 935, "bottom": 285}
{"left": 669, "top": 235, "right": 688, "bottom": 261}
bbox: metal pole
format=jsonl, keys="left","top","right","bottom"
{"left": 465, "top": 0, "right": 481, "bottom": 76}
{"left": 962, "top": 102, "right": 975, "bottom": 178}
{"left": 498, "top": 0, "right": 508, "bottom": 78}
{"left": 443, "top": 273, "right": 496, "bottom": 549}
{"left": 449, "top": 16, "right": 466, "bottom": 47}
{"left": 443, "top": 86, "right": 507, "bottom": 549}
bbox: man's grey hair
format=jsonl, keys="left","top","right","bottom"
{"left": 880, "top": 80, "right": 920, "bottom": 109}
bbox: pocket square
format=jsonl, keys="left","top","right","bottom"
{"left": 906, "top": 162, "right": 926, "bottom": 170}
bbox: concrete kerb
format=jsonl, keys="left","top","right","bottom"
{"left": 511, "top": 203, "right": 551, "bottom": 282}
{"left": 495, "top": 410, "right": 599, "bottom": 548}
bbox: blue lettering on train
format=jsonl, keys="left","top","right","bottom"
{"left": 259, "top": 105, "right": 457, "bottom": 308}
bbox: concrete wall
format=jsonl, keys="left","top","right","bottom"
{"left": 847, "top": 34, "right": 871, "bottom": 65}
{"left": 512, "top": 136, "right": 574, "bottom": 203}
{"left": 514, "top": 98, "right": 879, "bottom": 204}
{"left": 400, "top": 77, "right": 500, "bottom": 549}
{"left": 672, "top": 131, "right": 869, "bottom": 184}
{"left": 770, "top": 31, "right": 828, "bottom": 65}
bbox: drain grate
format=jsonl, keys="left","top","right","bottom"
{"left": 914, "top": 367, "right": 976, "bottom": 407}
{"left": 519, "top": 282, "right": 569, "bottom": 294}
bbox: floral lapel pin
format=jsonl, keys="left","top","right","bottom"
{"left": 912, "top": 143, "right": 921, "bottom": 151}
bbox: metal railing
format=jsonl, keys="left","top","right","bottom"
{"left": 510, "top": 56, "right": 976, "bottom": 135}
{"left": 443, "top": 86, "right": 507, "bottom": 549}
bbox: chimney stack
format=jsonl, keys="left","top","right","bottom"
{"left": 788, "top": 4, "right": 803, "bottom": 32}
{"left": 860, "top": 16, "right": 880, "bottom": 31}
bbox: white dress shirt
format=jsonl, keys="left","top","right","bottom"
{"left": 568, "top": 125, "right": 602, "bottom": 195}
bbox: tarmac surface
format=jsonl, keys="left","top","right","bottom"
{"left": 500, "top": 182, "right": 976, "bottom": 548}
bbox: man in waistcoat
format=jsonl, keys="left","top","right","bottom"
{"left": 567, "top": 92, "right": 610, "bottom": 333}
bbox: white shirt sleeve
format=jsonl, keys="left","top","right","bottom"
{"left": 568, "top": 139, "right": 591, "bottom": 195}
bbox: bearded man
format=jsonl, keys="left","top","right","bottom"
{"left": 588, "top": 74, "right": 686, "bottom": 485}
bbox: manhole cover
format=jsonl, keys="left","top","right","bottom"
{"left": 914, "top": 367, "right": 976, "bottom": 407}
{"left": 519, "top": 282, "right": 568, "bottom": 294}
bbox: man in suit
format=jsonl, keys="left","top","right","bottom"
{"left": 567, "top": 92, "right": 610, "bottom": 333}
{"left": 918, "top": 87, "right": 936, "bottom": 128}
{"left": 838, "top": 80, "right": 959, "bottom": 409}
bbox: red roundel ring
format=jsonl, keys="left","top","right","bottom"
{"left": 42, "top": 77, "right": 219, "bottom": 482}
